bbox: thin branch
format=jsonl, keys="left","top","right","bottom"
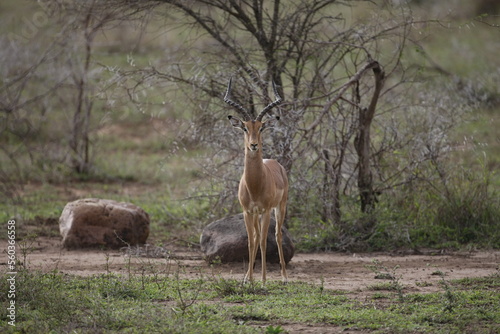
{"left": 305, "top": 59, "right": 381, "bottom": 132}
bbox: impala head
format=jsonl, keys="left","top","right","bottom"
{"left": 224, "top": 78, "right": 282, "bottom": 153}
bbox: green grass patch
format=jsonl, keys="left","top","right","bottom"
{"left": 1, "top": 270, "right": 498, "bottom": 333}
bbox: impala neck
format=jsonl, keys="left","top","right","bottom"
{"left": 244, "top": 146, "right": 265, "bottom": 194}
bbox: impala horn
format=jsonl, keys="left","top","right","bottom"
{"left": 256, "top": 80, "right": 282, "bottom": 122}
{"left": 224, "top": 78, "right": 251, "bottom": 121}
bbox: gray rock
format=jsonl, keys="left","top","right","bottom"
{"left": 59, "top": 198, "right": 150, "bottom": 249}
{"left": 200, "top": 213, "right": 294, "bottom": 264}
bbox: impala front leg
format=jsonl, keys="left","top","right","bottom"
{"left": 244, "top": 212, "right": 259, "bottom": 283}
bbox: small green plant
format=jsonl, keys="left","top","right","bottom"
{"left": 171, "top": 266, "right": 204, "bottom": 315}
{"left": 18, "top": 233, "right": 38, "bottom": 269}
{"left": 318, "top": 276, "right": 325, "bottom": 297}
{"left": 439, "top": 274, "right": 458, "bottom": 313}
{"left": 210, "top": 274, "right": 269, "bottom": 300}
{"left": 415, "top": 281, "right": 433, "bottom": 288}
{"left": 366, "top": 259, "right": 405, "bottom": 301}
{"left": 103, "top": 252, "right": 111, "bottom": 274}
{"left": 431, "top": 270, "right": 445, "bottom": 277}
{"left": 212, "top": 276, "right": 243, "bottom": 297}
{"left": 265, "top": 325, "right": 285, "bottom": 334}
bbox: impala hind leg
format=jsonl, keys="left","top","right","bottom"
{"left": 260, "top": 211, "right": 272, "bottom": 283}
{"left": 275, "top": 206, "right": 288, "bottom": 283}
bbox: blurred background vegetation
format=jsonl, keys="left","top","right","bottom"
{"left": 1, "top": 0, "right": 499, "bottom": 251}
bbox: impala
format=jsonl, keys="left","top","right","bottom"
{"left": 224, "top": 78, "right": 289, "bottom": 283}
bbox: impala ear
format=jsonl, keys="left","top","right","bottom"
{"left": 261, "top": 115, "right": 280, "bottom": 131}
{"left": 228, "top": 115, "right": 245, "bottom": 130}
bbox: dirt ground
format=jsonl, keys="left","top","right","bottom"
{"left": 10, "top": 236, "right": 500, "bottom": 294}
{"left": 4, "top": 236, "right": 499, "bottom": 333}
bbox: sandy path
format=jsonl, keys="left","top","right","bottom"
{"left": 8, "top": 237, "right": 499, "bottom": 295}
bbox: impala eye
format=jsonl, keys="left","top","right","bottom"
{"left": 243, "top": 127, "right": 248, "bottom": 133}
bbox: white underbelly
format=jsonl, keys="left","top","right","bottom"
{"left": 246, "top": 189, "right": 283, "bottom": 214}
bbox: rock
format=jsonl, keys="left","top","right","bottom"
{"left": 200, "top": 213, "right": 295, "bottom": 264}
{"left": 59, "top": 198, "right": 150, "bottom": 249}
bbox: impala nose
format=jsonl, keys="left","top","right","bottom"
{"left": 250, "top": 143, "right": 258, "bottom": 151}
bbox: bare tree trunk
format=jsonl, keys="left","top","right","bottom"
{"left": 81, "top": 32, "right": 94, "bottom": 173}
{"left": 69, "top": 3, "right": 101, "bottom": 174}
{"left": 322, "top": 149, "right": 341, "bottom": 224}
{"left": 354, "top": 60, "right": 385, "bottom": 214}
{"left": 70, "top": 77, "right": 86, "bottom": 173}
